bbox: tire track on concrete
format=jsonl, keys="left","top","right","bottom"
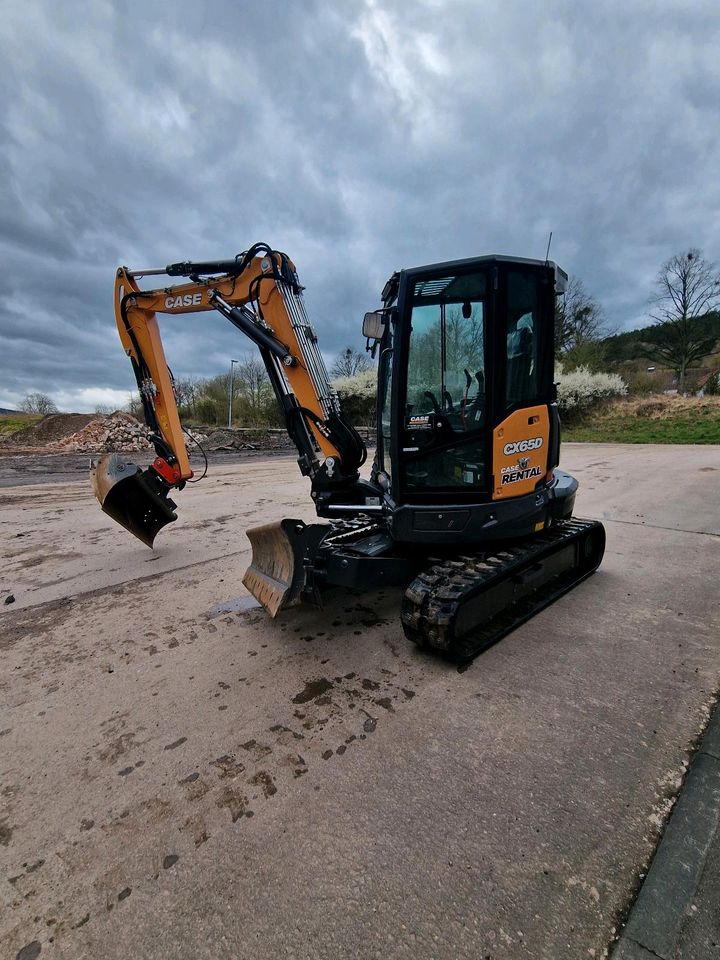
{"left": 1, "top": 586, "right": 436, "bottom": 957}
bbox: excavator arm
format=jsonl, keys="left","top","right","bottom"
{"left": 92, "top": 244, "right": 367, "bottom": 553}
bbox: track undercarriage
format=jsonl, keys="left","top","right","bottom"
{"left": 243, "top": 515, "right": 606, "bottom": 663}
{"left": 400, "top": 518, "right": 605, "bottom": 661}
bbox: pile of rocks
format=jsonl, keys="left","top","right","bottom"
{"left": 204, "top": 427, "right": 293, "bottom": 452}
{"left": 3, "top": 409, "right": 298, "bottom": 455}
{"left": 2, "top": 413, "right": 97, "bottom": 448}
{"left": 52, "top": 412, "right": 154, "bottom": 453}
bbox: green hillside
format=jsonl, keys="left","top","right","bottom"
{"left": 602, "top": 311, "right": 720, "bottom": 365}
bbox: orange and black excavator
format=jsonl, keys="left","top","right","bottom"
{"left": 92, "top": 243, "right": 604, "bottom": 660}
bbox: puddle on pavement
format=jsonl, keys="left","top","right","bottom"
{"left": 207, "top": 596, "right": 262, "bottom": 617}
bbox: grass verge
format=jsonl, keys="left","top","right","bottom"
{"left": 0, "top": 413, "right": 43, "bottom": 440}
{"left": 563, "top": 395, "right": 720, "bottom": 444}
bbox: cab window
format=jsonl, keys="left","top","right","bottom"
{"left": 506, "top": 270, "right": 541, "bottom": 406}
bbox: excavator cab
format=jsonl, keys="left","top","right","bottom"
{"left": 363, "top": 256, "right": 571, "bottom": 539}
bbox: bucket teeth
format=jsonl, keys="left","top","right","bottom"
{"left": 91, "top": 454, "right": 177, "bottom": 548}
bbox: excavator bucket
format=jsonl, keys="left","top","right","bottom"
{"left": 91, "top": 453, "right": 177, "bottom": 548}
{"left": 242, "top": 518, "right": 328, "bottom": 617}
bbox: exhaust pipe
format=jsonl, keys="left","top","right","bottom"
{"left": 91, "top": 453, "right": 177, "bottom": 548}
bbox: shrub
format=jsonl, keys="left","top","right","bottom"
{"left": 332, "top": 369, "right": 377, "bottom": 425}
{"left": 556, "top": 365, "right": 627, "bottom": 416}
{"left": 705, "top": 372, "right": 720, "bottom": 396}
{"left": 623, "top": 370, "right": 658, "bottom": 395}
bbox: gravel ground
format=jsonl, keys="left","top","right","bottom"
{"left": 0, "top": 449, "right": 292, "bottom": 488}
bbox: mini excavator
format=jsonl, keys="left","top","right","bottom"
{"left": 92, "top": 243, "right": 605, "bottom": 661}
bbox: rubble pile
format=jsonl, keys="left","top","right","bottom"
{"left": 1, "top": 409, "right": 302, "bottom": 456}
{"left": 52, "top": 412, "right": 154, "bottom": 453}
{"left": 2, "top": 413, "right": 97, "bottom": 448}
{"left": 204, "top": 427, "right": 294, "bottom": 452}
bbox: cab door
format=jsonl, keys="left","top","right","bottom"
{"left": 396, "top": 267, "right": 491, "bottom": 501}
{"left": 491, "top": 266, "right": 555, "bottom": 500}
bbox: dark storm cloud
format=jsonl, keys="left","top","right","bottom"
{"left": 1, "top": 0, "right": 719, "bottom": 409}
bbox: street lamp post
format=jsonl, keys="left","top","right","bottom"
{"left": 228, "top": 359, "right": 241, "bottom": 428}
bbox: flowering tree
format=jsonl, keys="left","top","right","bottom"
{"left": 555, "top": 365, "right": 626, "bottom": 415}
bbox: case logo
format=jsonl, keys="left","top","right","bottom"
{"left": 165, "top": 293, "right": 203, "bottom": 309}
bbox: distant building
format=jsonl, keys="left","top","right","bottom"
{"left": 696, "top": 369, "right": 720, "bottom": 396}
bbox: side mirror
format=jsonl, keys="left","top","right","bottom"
{"left": 362, "top": 311, "right": 386, "bottom": 340}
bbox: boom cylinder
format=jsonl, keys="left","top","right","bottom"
{"left": 210, "top": 293, "right": 295, "bottom": 364}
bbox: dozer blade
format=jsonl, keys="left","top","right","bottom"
{"left": 242, "top": 518, "right": 329, "bottom": 618}
{"left": 91, "top": 453, "right": 177, "bottom": 548}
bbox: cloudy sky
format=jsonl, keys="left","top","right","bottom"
{"left": 1, "top": 0, "right": 719, "bottom": 411}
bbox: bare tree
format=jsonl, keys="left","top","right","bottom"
{"left": 647, "top": 249, "right": 720, "bottom": 392}
{"left": 555, "top": 277, "right": 606, "bottom": 358}
{"left": 19, "top": 392, "right": 58, "bottom": 414}
{"left": 173, "top": 376, "right": 201, "bottom": 418}
{"left": 127, "top": 392, "right": 144, "bottom": 419}
{"left": 194, "top": 375, "right": 230, "bottom": 425}
{"left": 222, "top": 355, "right": 277, "bottom": 425}
{"left": 330, "top": 346, "right": 372, "bottom": 378}
{"left": 233, "top": 355, "right": 270, "bottom": 413}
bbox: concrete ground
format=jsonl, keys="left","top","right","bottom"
{"left": 613, "top": 703, "right": 720, "bottom": 959}
{"left": 1, "top": 444, "right": 719, "bottom": 960}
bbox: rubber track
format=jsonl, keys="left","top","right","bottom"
{"left": 401, "top": 518, "right": 605, "bottom": 662}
